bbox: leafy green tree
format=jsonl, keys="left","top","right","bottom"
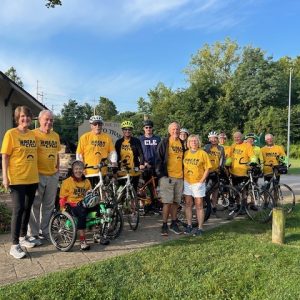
{"left": 46, "top": 0, "right": 62, "bottom": 8}
{"left": 95, "top": 97, "right": 118, "bottom": 121}
{"left": 5, "top": 67, "right": 23, "bottom": 87}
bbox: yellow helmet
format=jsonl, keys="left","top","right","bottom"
{"left": 121, "top": 120, "right": 134, "bottom": 129}
{"left": 225, "top": 157, "right": 232, "bottom": 166}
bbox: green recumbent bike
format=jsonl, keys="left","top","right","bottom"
{"left": 49, "top": 159, "right": 123, "bottom": 252}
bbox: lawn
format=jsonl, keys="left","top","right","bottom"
{"left": 1, "top": 207, "right": 300, "bottom": 300}
{"left": 288, "top": 158, "right": 300, "bottom": 175}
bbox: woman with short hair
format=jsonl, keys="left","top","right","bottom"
{"left": 1, "top": 106, "right": 39, "bottom": 259}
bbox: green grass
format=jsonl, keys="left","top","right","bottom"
{"left": 288, "top": 159, "right": 300, "bottom": 174}
{"left": 1, "top": 207, "right": 300, "bottom": 300}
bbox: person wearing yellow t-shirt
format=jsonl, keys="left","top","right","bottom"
{"left": 204, "top": 131, "right": 225, "bottom": 214}
{"left": 228, "top": 132, "right": 257, "bottom": 211}
{"left": 59, "top": 160, "right": 92, "bottom": 250}
{"left": 156, "top": 122, "right": 185, "bottom": 236}
{"left": 218, "top": 132, "right": 231, "bottom": 159}
{"left": 183, "top": 135, "right": 211, "bottom": 236}
{"left": 27, "top": 110, "right": 61, "bottom": 244}
{"left": 76, "top": 115, "right": 117, "bottom": 184}
{"left": 1, "top": 106, "right": 39, "bottom": 259}
{"left": 261, "top": 133, "right": 286, "bottom": 181}
{"left": 115, "top": 120, "right": 145, "bottom": 192}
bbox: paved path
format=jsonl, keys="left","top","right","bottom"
{"left": 0, "top": 214, "right": 229, "bottom": 286}
{"left": 1, "top": 174, "right": 299, "bottom": 286}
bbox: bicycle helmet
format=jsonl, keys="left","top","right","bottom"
{"left": 89, "top": 115, "right": 103, "bottom": 124}
{"left": 208, "top": 131, "right": 218, "bottom": 138}
{"left": 218, "top": 132, "right": 227, "bottom": 139}
{"left": 225, "top": 157, "right": 232, "bottom": 166}
{"left": 81, "top": 191, "right": 100, "bottom": 208}
{"left": 121, "top": 120, "right": 134, "bottom": 129}
{"left": 71, "top": 160, "right": 85, "bottom": 170}
{"left": 180, "top": 128, "right": 189, "bottom": 135}
{"left": 143, "top": 120, "right": 154, "bottom": 127}
{"left": 244, "top": 133, "right": 257, "bottom": 140}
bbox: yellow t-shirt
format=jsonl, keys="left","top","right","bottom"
{"left": 1, "top": 128, "right": 38, "bottom": 185}
{"left": 59, "top": 176, "right": 91, "bottom": 206}
{"left": 167, "top": 138, "right": 183, "bottom": 179}
{"left": 230, "top": 142, "right": 255, "bottom": 177}
{"left": 33, "top": 129, "right": 61, "bottom": 175}
{"left": 207, "top": 145, "right": 222, "bottom": 173}
{"left": 184, "top": 149, "right": 212, "bottom": 184}
{"left": 253, "top": 145, "right": 264, "bottom": 165}
{"left": 119, "top": 139, "right": 140, "bottom": 176}
{"left": 221, "top": 145, "right": 231, "bottom": 159}
{"left": 77, "top": 131, "right": 115, "bottom": 175}
{"left": 261, "top": 145, "right": 286, "bottom": 176}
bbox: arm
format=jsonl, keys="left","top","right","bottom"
{"left": 199, "top": 168, "right": 210, "bottom": 184}
{"left": 2, "top": 154, "right": 10, "bottom": 189}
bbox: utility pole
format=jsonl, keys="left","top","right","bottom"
{"left": 287, "top": 68, "right": 292, "bottom": 166}
{"left": 36, "top": 80, "right": 44, "bottom": 103}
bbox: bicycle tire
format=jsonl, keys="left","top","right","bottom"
{"left": 270, "top": 183, "right": 295, "bottom": 214}
{"left": 177, "top": 196, "right": 211, "bottom": 228}
{"left": 107, "top": 208, "right": 124, "bottom": 239}
{"left": 245, "top": 187, "right": 274, "bottom": 223}
{"left": 49, "top": 211, "right": 77, "bottom": 252}
{"left": 215, "top": 185, "right": 242, "bottom": 220}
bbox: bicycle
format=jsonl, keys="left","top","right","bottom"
{"left": 137, "top": 167, "right": 162, "bottom": 215}
{"left": 49, "top": 158, "right": 123, "bottom": 252}
{"left": 262, "top": 161, "right": 295, "bottom": 214}
{"left": 115, "top": 160, "right": 140, "bottom": 231}
{"left": 229, "top": 158, "right": 275, "bottom": 223}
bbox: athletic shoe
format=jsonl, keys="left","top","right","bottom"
{"left": 19, "top": 237, "right": 36, "bottom": 248}
{"left": 10, "top": 244, "right": 26, "bottom": 259}
{"left": 193, "top": 228, "right": 204, "bottom": 237}
{"left": 184, "top": 225, "right": 193, "bottom": 235}
{"left": 80, "top": 240, "right": 90, "bottom": 251}
{"left": 212, "top": 207, "right": 217, "bottom": 214}
{"left": 170, "top": 222, "right": 182, "bottom": 235}
{"left": 28, "top": 236, "right": 42, "bottom": 246}
{"left": 93, "top": 233, "right": 101, "bottom": 243}
{"left": 38, "top": 233, "right": 49, "bottom": 241}
{"left": 161, "top": 223, "right": 169, "bottom": 236}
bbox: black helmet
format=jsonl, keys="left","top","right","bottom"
{"left": 143, "top": 120, "right": 154, "bottom": 127}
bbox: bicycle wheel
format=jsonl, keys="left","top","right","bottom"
{"left": 270, "top": 183, "right": 295, "bottom": 214}
{"left": 215, "top": 185, "right": 241, "bottom": 220}
{"left": 107, "top": 208, "right": 124, "bottom": 239}
{"left": 120, "top": 188, "right": 140, "bottom": 230}
{"left": 49, "top": 211, "right": 77, "bottom": 252}
{"left": 177, "top": 196, "right": 211, "bottom": 228}
{"left": 245, "top": 187, "right": 274, "bottom": 223}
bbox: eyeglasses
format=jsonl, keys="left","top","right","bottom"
{"left": 122, "top": 128, "right": 132, "bottom": 131}
{"left": 92, "top": 123, "right": 102, "bottom": 126}
{"left": 144, "top": 126, "right": 153, "bottom": 129}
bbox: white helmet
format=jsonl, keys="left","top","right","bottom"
{"left": 180, "top": 128, "right": 189, "bottom": 135}
{"left": 82, "top": 191, "right": 100, "bottom": 208}
{"left": 89, "top": 115, "right": 103, "bottom": 124}
{"left": 208, "top": 131, "right": 218, "bottom": 138}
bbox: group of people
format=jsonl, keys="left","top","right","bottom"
{"left": 1, "top": 106, "right": 286, "bottom": 259}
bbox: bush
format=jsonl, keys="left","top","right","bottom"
{"left": 290, "top": 144, "right": 300, "bottom": 159}
{"left": 0, "top": 202, "right": 11, "bottom": 233}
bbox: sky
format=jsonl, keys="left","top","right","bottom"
{"left": 0, "top": 0, "right": 300, "bottom": 114}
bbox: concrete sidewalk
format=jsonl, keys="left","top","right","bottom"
{"left": 0, "top": 215, "right": 229, "bottom": 286}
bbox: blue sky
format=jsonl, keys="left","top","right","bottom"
{"left": 0, "top": 0, "right": 299, "bottom": 114}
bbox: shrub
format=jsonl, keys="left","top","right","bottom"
{"left": 0, "top": 202, "right": 11, "bottom": 233}
{"left": 289, "top": 144, "right": 300, "bottom": 159}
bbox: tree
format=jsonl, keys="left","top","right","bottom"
{"left": 45, "top": 0, "right": 62, "bottom": 8}
{"left": 5, "top": 67, "right": 24, "bottom": 87}
{"left": 95, "top": 97, "right": 118, "bottom": 121}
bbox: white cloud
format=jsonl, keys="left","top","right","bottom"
{"left": 0, "top": 0, "right": 257, "bottom": 40}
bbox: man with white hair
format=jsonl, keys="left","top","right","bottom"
{"left": 261, "top": 133, "right": 286, "bottom": 180}
{"left": 28, "top": 110, "right": 61, "bottom": 244}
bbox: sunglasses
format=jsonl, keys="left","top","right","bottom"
{"left": 144, "top": 126, "right": 153, "bottom": 129}
{"left": 92, "top": 122, "right": 102, "bottom": 126}
{"left": 122, "top": 128, "right": 132, "bottom": 131}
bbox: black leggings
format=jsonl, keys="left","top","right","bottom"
{"left": 10, "top": 184, "right": 38, "bottom": 245}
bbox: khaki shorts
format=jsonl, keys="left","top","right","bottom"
{"left": 159, "top": 176, "right": 183, "bottom": 204}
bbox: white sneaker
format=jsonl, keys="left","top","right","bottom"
{"left": 10, "top": 244, "right": 26, "bottom": 259}
{"left": 19, "top": 237, "right": 36, "bottom": 248}
{"left": 28, "top": 236, "right": 42, "bottom": 246}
